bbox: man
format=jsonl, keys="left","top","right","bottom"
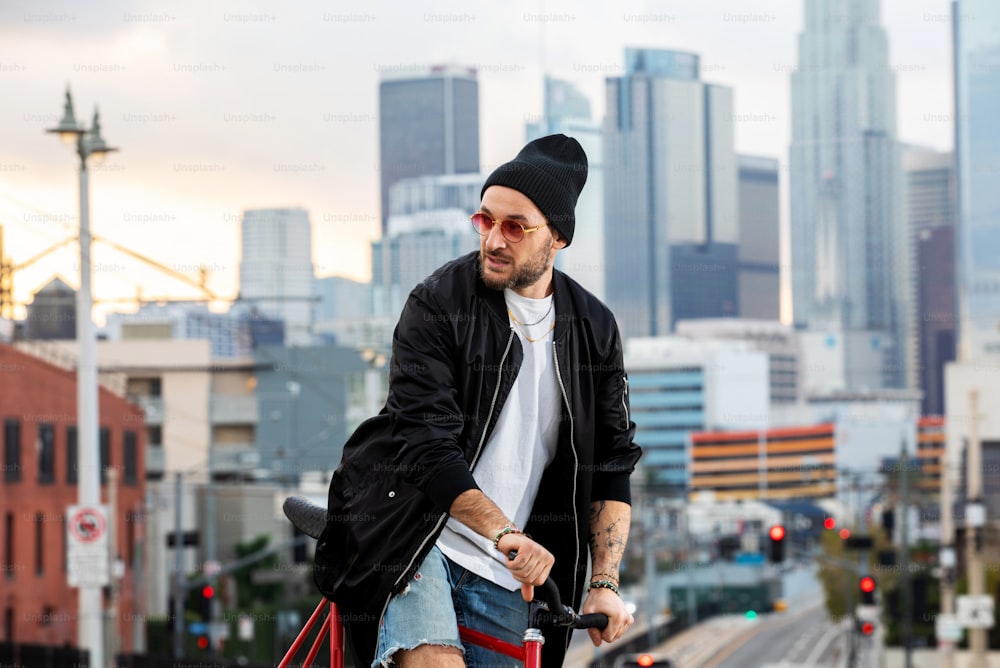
{"left": 314, "top": 134, "right": 641, "bottom": 667}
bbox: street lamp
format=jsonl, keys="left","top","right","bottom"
{"left": 47, "top": 86, "right": 117, "bottom": 668}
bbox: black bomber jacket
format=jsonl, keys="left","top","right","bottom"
{"left": 314, "top": 251, "right": 641, "bottom": 666}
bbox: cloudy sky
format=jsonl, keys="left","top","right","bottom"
{"left": 0, "top": 0, "right": 955, "bottom": 322}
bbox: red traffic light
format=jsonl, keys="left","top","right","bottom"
{"left": 196, "top": 635, "right": 210, "bottom": 650}
{"left": 621, "top": 654, "right": 666, "bottom": 668}
{"left": 769, "top": 525, "right": 785, "bottom": 541}
{"left": 202, "top": 584, "right": 215, "bottom": 599}
{"left": 839, "top": 528, "right": 851, "bottom": 540}
{"left": 860, "top": 621, "right": 875, "bottom": 636}
{"left": 823, "top": 517, "right": 836, "bottom": 530}
{"left": 859, "top": 576, "right": 875, "bottom": 594}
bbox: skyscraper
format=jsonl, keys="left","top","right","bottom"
{"left": 527, "top": 76, "right": 605, "bottom": 300}
{"left": 387, "top": 172, "right": 484, "bottom": 219}
{"left": 953, "top": 0, "right": 1000, "bottom": 358}
{"left": 789, "top": 0, "right": 908, "bottom": 388}
{"left": 371, "top": 208, "right": 479, "bottom": 321}
{"left": 238, "top": 208, "right": 316, "bottom": 346}
{"left": 904, "top": 147, "right": 956, "bottom": 415}
{"left": 737, "top": 156, "right": 781, "bottom": 320}
{"left": 604, "top": 48, "right": 738, "bottom": 337}
{"left": 379, "top": 65, "right": 480, "bottom": 235}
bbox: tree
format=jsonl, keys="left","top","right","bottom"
{"left": 232, "top": 535, "right": 283, "bottom": 609}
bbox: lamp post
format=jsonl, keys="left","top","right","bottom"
{"left": 47, "top": 86, "right": 117, "bottom": 668}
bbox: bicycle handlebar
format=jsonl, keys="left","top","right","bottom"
{"left": 283, "top": 495, "right": 328, "bottom": 539}
{"left": 510, "top": 552, "right": 609, "bottom": 631}
{"left": 283, "top": 496, "right": 609, "bottom": 631}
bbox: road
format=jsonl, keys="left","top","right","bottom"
{"left": 706, "top": 603, "right": 849, "bottom": 668}
{"left": 565, "top": 561, "right": 873, "bottom": 668}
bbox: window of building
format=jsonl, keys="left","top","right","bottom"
{"left": 125, "top": 509, "right": 135, "bottom": 566}
{"left": 66, "top": 426, "right": 78, "bottom": 484}
{"left": 62, "top": 515, "right": 67, "bottom": 575}
{"left": 3, "top": 419, "right": 21, "bottom": 483}
{"left": 40, "top": 605, "right": 54, "bottom": 627}
{"left": 124, "top": 431, "right": 137, "bottom": 486}
{"left": 4, "top": 513, "right": 12, "bottom": 580}
{"left": 99, "top": 427, "right": 110, "bottom": 485}
{"left": 37, "top": 424, "right": 55, "bottom": 484}
{"left": 34, "top": 513, "right": 43, "bottom": 576}
{"left": 147, "top": 425, "right": 162, "bottom": 446}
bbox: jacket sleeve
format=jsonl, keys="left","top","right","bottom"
{"left": 385, "top": 284, "right": 479, "bottom": 514}
{"left": 591, "top": 319, "right": 641, "bottom": 505}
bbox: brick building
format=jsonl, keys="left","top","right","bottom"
{"left": 0, "top": 342, "right": 144, "bottom": 652}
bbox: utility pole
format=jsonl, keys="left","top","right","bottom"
{"left": 642, "top": 495, "right": 656, "bottom": 648}
{"left": 900, "top": 437, "right": 913, "bottom": 668}
{"left": 132, "top": 498, "right": 147, "bottom": 654}
{"left": 205, "top": 383, "right": 218, "bottom": 658}
{"left": 48, "top": 88, "right": 116, "bottom": 668}
{"left": 684, "top": 496, "right": 696, "bottom": 626}
{"left": 966, "top": 389, "right": 987, "bottom": 668}
{"left": 107, "top": 468, "right": 120, "bottom": 667}
{"left": 939, "top": 426, "right": 956, "bottom": 668}
{"left": 173, "top": 473, "right": 185, "bottom": 659}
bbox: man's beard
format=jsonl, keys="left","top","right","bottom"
{"left": 479, "top": 235, "right": 554, "bottom": 292}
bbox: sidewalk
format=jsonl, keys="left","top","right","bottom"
{"left": 884, "top": 648, "right": 1000, "bottom": 667}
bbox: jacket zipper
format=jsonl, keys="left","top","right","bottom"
{"left": 552, "top": 341, "right": 579, "bottom": 647}
{"left": 622, "top": 375, "right": 630, "bottom": 429}
{"left": 470, "top": 330, "right": 516, "bottom": 470}
{"left": 374, "top": 329, "right": 517, "bottom": 656}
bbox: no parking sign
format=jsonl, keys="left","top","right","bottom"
{"left": 67, "top": 504, "right": 110, "bottom": 587}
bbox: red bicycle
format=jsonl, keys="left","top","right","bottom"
{"left": 279, "top": 496, "right": 609, "bottom": 668}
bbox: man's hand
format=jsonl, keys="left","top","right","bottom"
{"left": 496, "top": 531, "right": 555, "bottom": 602}
{"left": 582, "top": 587, "right": 634, "bottom": 646}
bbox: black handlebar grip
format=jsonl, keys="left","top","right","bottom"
{"left": 537, "top": 578, "right": 565, "bottom": 611}
{"left": 577, "top": 613, "right": 610, "bottom": 630}
{"left": 282, "top": 496, "right": 327, "bottom": 539}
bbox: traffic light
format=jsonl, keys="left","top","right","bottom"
{"left": 823, "top": 517, "right": 836, "bottom": 531}
{"left": 857, "top": 619, "right": 876, "bottom": 636}
{"left": 196, "top": 634, "right": 210, "bottom": 650}
{"left": 620, "top": 653, "right": 672, "bottom": 667}
{"left": 197, "top": 583, "right": 215, "bottom": 620}
{"left": 768, "top": 524, "right": 785, "bottom": 563}
{"left": 859, "top": 576, "right": 876, "bottom": 606}
{"left": 881, "top": 507, "right": 895, "bottom": 537}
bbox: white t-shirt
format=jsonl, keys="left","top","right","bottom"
{"left": 436, "top": 288, "right": 561, "bottom": 590}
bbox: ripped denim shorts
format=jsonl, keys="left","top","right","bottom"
{"left": 374, "top": 545, "right": 530, "bottom": 667}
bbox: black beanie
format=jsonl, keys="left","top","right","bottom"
{"left": 480, "top": 134, "right": 588, "bottom": 246}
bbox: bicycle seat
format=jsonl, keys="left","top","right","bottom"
{"left": 283, "top": 495, "right": 328, "bottom": 539}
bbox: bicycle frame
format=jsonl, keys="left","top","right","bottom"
{"left": 278, "top": 597, "right": 547, "bottom": 668}
{"left": 277, "top": 496, "right": 602, "bottom": 668}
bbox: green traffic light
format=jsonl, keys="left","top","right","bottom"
{"left": 746, "top": 610, "right": 758, "bottom": 620}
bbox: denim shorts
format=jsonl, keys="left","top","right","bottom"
{"left": 374, "top": 546, "right": 530, "bottom": 667}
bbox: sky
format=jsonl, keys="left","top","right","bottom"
{"left": 0, "top": 0, "right": 956, "bottom": 323}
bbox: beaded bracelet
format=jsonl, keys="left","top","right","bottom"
{"left": 492, "top": 524, "right": 522, "bottom": 551}
{"left": 589, "top": 579, "right": 620, "bottom": 595}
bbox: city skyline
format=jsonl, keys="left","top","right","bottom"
{"left": 0, "top": 0, "right": 955, "bottom": 323}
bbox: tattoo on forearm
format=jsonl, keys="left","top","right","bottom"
{"left": 589, "top": 500, "right": 607, "bottom": 524}
{"left": 589, "top": 502, "right": 627, "bottom": 576}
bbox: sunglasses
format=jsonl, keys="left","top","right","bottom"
{"left": 471, "top": 212, "right": 548, "bottom": 243}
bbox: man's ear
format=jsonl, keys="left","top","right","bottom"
{"left": 553, "top": 232, "right": 568, "bottom": 249}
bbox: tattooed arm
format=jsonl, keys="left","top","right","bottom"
{"left": 588, "top": 500, "right": 631, "bottom": 587}
{"left": 582, "top": 499, "right": 633, "bottom": 646}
